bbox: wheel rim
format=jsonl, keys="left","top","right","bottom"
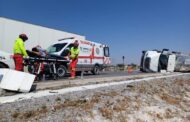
{"left": 57, "top": 68, "right": 65, "bottom": 77}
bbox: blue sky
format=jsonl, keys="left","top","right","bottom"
{"left": 1, "top": 0, "right": 190, "bottom": 64}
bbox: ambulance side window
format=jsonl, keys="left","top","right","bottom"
{"left": 67, "top": 44, "right": 74, "bottom": 49}
{"left": 61, "top": 44, "right": 74, "bottom": 56}
{"left": 104, "top": 47, "right": 110, "bottom": 57}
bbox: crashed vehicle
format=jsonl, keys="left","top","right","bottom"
{"left": 140, "top": 49, "right": 190, "bottom": 72}
{"left": 175, "top": 53, "right": 190, "bottom": 72}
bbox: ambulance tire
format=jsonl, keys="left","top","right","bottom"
{"left": 92, "top": 65, "right": 100, "bottom": 75}
{"left": 57, "top": 65, "right": 67, "bottom": 77}
{"left": 76, "top": 71, "right": 82, "bottom": 75}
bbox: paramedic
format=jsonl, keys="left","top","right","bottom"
{"left": 69, "top": 40, "right": 79, "bottom": 79}
{"left": 13, "top": 34, "right": 28, "bottom": 71}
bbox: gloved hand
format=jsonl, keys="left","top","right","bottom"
{"left": 23, "top": 56, "right": 30, "bottom": 59}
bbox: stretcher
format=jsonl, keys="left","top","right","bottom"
{"left": 24, "top": 50, "right": 69, "bottom": 80}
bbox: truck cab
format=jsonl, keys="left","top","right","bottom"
{"left": 140, "top": 50, "right": 161, "bottom": 72}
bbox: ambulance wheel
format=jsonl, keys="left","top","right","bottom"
{"left": 36, "top": 75, "right": 42, "bottom": 81}
{"left": 76, "top": 71, "right": 82, "bottom": 75}
{"left": 92, "top": 65, "right": 100, "bottom": 75}
{"left": 57, "top": 65, "right": 67, "bottom": 77}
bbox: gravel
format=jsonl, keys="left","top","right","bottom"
{"left": 0, "top": 74, "right": 190, "bottom": 122}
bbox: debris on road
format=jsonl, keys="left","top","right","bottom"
{"left": 0, "top": 69, "right": 35, "bottom": 92}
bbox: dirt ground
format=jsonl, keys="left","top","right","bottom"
{"left": 0, "top": 74, "right": 190, "bottom": 122}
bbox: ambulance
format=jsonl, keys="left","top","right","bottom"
{"left": 47, "top": 38, "right": 111, "bottom": 76}
{"left": 0, "top": 50, "right": 15, "bottom": 69}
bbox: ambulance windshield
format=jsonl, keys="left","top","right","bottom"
{"left": 47, "top": 43, "right": 67, "bottom": 54}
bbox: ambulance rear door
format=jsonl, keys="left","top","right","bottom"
{"left": 92, "top": 44, "right": 104, "bottom": 65}
{"left": 103, "top": 46, "right": 111, "bottom": 65}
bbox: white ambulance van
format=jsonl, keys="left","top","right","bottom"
{"left": 47, "top": 38, "right": 111, "bottom": 75}
{"left": 0, "top": 50, "right": 15, "bottom": 69}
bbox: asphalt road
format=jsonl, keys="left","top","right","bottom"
{"left": 78, "top": 70, "right": 142, "bottom": 79}
{"left": 43, "top": 70, "right": 143, "bottom": 81}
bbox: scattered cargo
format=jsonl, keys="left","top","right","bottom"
{"left": 0, "top": 69, "right": 35, "bottom": 92}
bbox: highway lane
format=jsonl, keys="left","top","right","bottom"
{"left": 43, "top": 70, "right": 143, "bottom": 81}
{"left": 78, "top": 70, "right": 142, "bottom": 79}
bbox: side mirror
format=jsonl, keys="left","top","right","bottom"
{"left": 142, "top": 50, "right": 146, "bottom": 54}
{"left": 65, "top": 48, "right": 70, "bottom": 51}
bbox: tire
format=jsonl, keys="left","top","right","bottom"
{"left": 57, "top": 65, "right": 67, "bottom": 77}
{"left": 28, "top": 65, "right": 35, "bottom": 74}
{"left": 76, "top": 71, "right": 82, "bottom": 76}
{"left": 0, "top": 63, "right": 8, "bottom": 68}
{"left": 92, "top": 65, "right": 100, "bottom": 75}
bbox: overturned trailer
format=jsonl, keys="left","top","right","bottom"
{"left": 175, "top": 53, "right": 190, "bottom": 72}
{"left": 140, "top": 49, "right": 190, "bottom": 72}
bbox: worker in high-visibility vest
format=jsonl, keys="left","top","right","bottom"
{"left": 69, "top": 40, "right": 79, "bottom": 79}
{"left": 13, "top": 34, "right": 28, "bottom": 71}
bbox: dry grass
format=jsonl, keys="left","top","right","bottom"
{"left": 0, "top": 112, "right": 3, "bottom": 118}
{"left": 164, "top": 111, "right": 173, "bottom": 119}
{"left": 117, "top": 113, "right": 128, "bottom": 122}
{"left": 156, "top": 113, "right": 164, "bottom": 120}
{"left": 138, "top": 85, "right": 146, "bottom": 93}
{"left": 55, "top": 97, "right": 62, "bottom": 102}
{"left": 185, "top": 114, "right": 190, "bottom": 121}
{"left": 22, "top": 110, "right": 35, "bottom": 119}
{"left": 12, "top": 111, "right": 20, "bottom": 118}
{"left": 113, "top": 97, "right": 129, "bottom": 112}
{"left": 160, "top": 93, "right": 180, "bottom": 105}
{"left": 99, "top": 96, "right": 131, "bottom": 120}
{"left": 99, "top": 107, "right": 113, "bottom": 120}
{"left": 174, "top": 79, "right": 190, "bottom": 87}
{"left": 51, "top": 93, "right": 102, "bottom": 118}
{"left": 98, "top": 91, "right": 119, "bottom": 97}
{"left": 51, "top": 91, "right": 118, "bottom": 120}
{"left": 11, "top": 104, "right": 48, "bottom": 120}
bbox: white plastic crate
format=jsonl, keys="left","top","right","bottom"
{"left": 0, "top": 69, "right": 35, "bottom": 92}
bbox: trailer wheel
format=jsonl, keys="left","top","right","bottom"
{"left": 57, "top": 65, "right": 67, "bottom": 77}
{"left": 92, "top": 65, "right": 100, "bottom": 75}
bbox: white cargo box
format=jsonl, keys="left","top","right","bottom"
{"left": 0, "top": 69, "right": 35, "bottom": 92}
{"left": 167, "top": 54, "right": 176, "bottom": 72}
